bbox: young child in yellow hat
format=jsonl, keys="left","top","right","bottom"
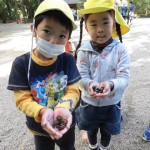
{"left": 75, "top": 0, "right": 130, "bottom": 149}
{"left": 7, "top": 0, "right": 81, "bottom": 149}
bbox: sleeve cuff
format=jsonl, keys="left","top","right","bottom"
{"left": 34, "top": 105, "right": 45, "bottom": 122}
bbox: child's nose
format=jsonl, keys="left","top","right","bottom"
{"left": 97, "top": 26, "right": 104, "bottom": 33}
{"left": 49, "top": 36, "right": 59, "bottom": 44}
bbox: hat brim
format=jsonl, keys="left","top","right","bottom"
{"left": 34, "top": 0, "right": 77, "bottom": 30}
{"left": 78, "top": 8, "right": 130, "bottom": 37}
{"left": 35, "top": 8, "right": 77, "bottom": 30}
{"left": 78, "top": 7, "right": 114, "bottom": 15}
{"left": 113, "top": 9, "right": 130, "bottom": 37}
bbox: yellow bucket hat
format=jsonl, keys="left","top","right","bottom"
{"left": 34, "top": 0, "right": 77, "bottom": 30}
{"left": 78, "top": 0, "right": 130, "bottom": 37}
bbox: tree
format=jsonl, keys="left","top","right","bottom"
{"left": 77, "top": 0, "right": 86, "bottom": 9}
{"left": 0, "top": 0, "right": 149, "bottom": 23}
{"left": 0, "top": 0, "right": 7, "bottom": 22}
{"left": 134, "top": 0, "right": 150, "bottom": 16}
{"left": 4, "top": 0, "right": 12, "bottom": 19}
{"left": 126, "top": 0, "right": 150, "bottom": 15}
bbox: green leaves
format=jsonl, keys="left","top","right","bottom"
{"left": 0, "top": 0, "right": 150, "bottom": 22}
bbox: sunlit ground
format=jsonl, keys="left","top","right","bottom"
{"left": 0, "top": 18, "right": 150, "bottom": 150}
{"left": 0, "top": 18, "right": 150, "bottom": 77}
{"left": 0, "top": 61, "right": 13, "bottom": 77}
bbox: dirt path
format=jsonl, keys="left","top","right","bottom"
{"left": 0, "top": 18, "right": 150, "bottom": 150}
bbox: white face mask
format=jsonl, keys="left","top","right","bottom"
{"left": 36, "top": 38, "right": 65, "bottom": 58}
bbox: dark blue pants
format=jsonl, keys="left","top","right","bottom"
{"left": 34, "top": 124, "right": 75, "bottom": 150}
{"left": 76, "top": 100, "right": 122, "bottom": 148}
{"left": 88, "top": 127, "right": 111, "bottom": 147}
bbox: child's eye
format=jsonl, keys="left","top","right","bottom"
{"left": 91, "top": 24, "right": 96, "bottom": 26}
{"left": 43, "top": 30, "right": 50, "bottom": 35}
{"left": 60, "top": 35, "right": 66, "bottom": 39}
{"left": 104, "top": 22, "right": 109, "bottom": 25}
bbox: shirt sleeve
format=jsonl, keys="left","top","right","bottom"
{"left": 14, "top": 90, "right": 44, "bottom": 122}
{"left": 110, "top": 45, "right": 130, "bottom": 92}
{"left": 7, "top": 54, "right": 30, "bottom": 90}
{"left": 76, "top": 50, "right": 94, "bottom": 90}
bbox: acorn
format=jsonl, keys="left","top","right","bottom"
{"left": 93, "top": 87, "right": 104, "bottom": 93}
{"left": 53, "top": 116, "right": 67, "bottom": 131}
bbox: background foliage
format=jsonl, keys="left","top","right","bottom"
{"left": 0, "top": 0, "right": 43, "bottom": 23}
{"left": 0, "top": 0, "right": 150, "bottom": 23}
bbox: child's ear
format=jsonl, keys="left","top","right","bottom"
{"left": 30, "top": 24, "right": 36, "bottom": 37}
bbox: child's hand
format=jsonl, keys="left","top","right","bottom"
{"left": 80, "top": 130, "right": 89, "bottom": 144}
{"left": 40, "top": 107, "right": 72, "bottom": 140}
{"left": 40, "top": 108, "right": 59, "bottom": 139}
{"left": 94, "top": 81, "right": 112, "bottom": 99}
{"left": 88, "top": 81, "right": 99, "bottom": 96}
{"left": 88, "top": 81, "right": 113, "bottom": 99}
{"left": 54, "top": 107, "right": 72, "bottom": 137}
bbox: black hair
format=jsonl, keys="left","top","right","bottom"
{"left": 34, "top": 10, "right": 73, "bottom": 38}
{"left": 74, "top": 15, "right": 87, "bottom": 60}
{"left": 116, "top": 23, "right": 122, "bottom": 43}
{"left": 75, "top": 10, "right": 123, "bottom": 59}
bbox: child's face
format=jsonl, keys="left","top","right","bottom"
{"left": 85, "top": 11, "right": 115, "bottom": 44}
{"left": 35, "top": 18, "right": 70, "bottom": 45}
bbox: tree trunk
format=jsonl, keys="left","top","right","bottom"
{"left": 14, "top": 0, "right": 20, "bottom": 23}
{"left": 23, "top": 0, "right": 34, "bottom": 19}
{"left": 5, "top": 0, "right": 12, "bottom": 19}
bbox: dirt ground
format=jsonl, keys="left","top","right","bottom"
{"left": 0, "top": 18, "right": 150, "bottom": 150}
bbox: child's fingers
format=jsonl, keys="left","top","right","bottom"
{"left": 81, "top": 131, "right": 89, "bottom": 144}
{"left": 88, "top": 87, "right": 97, "bottom": 96}
{"left": 41, "top": 121, "right": 56, "bottom": 135}
{"left": 83, "top": 139, "right": 89, "bottom": 144}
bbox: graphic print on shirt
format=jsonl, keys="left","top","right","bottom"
{"left": 31, "top": 71, "right": 68, "bottom": 108}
